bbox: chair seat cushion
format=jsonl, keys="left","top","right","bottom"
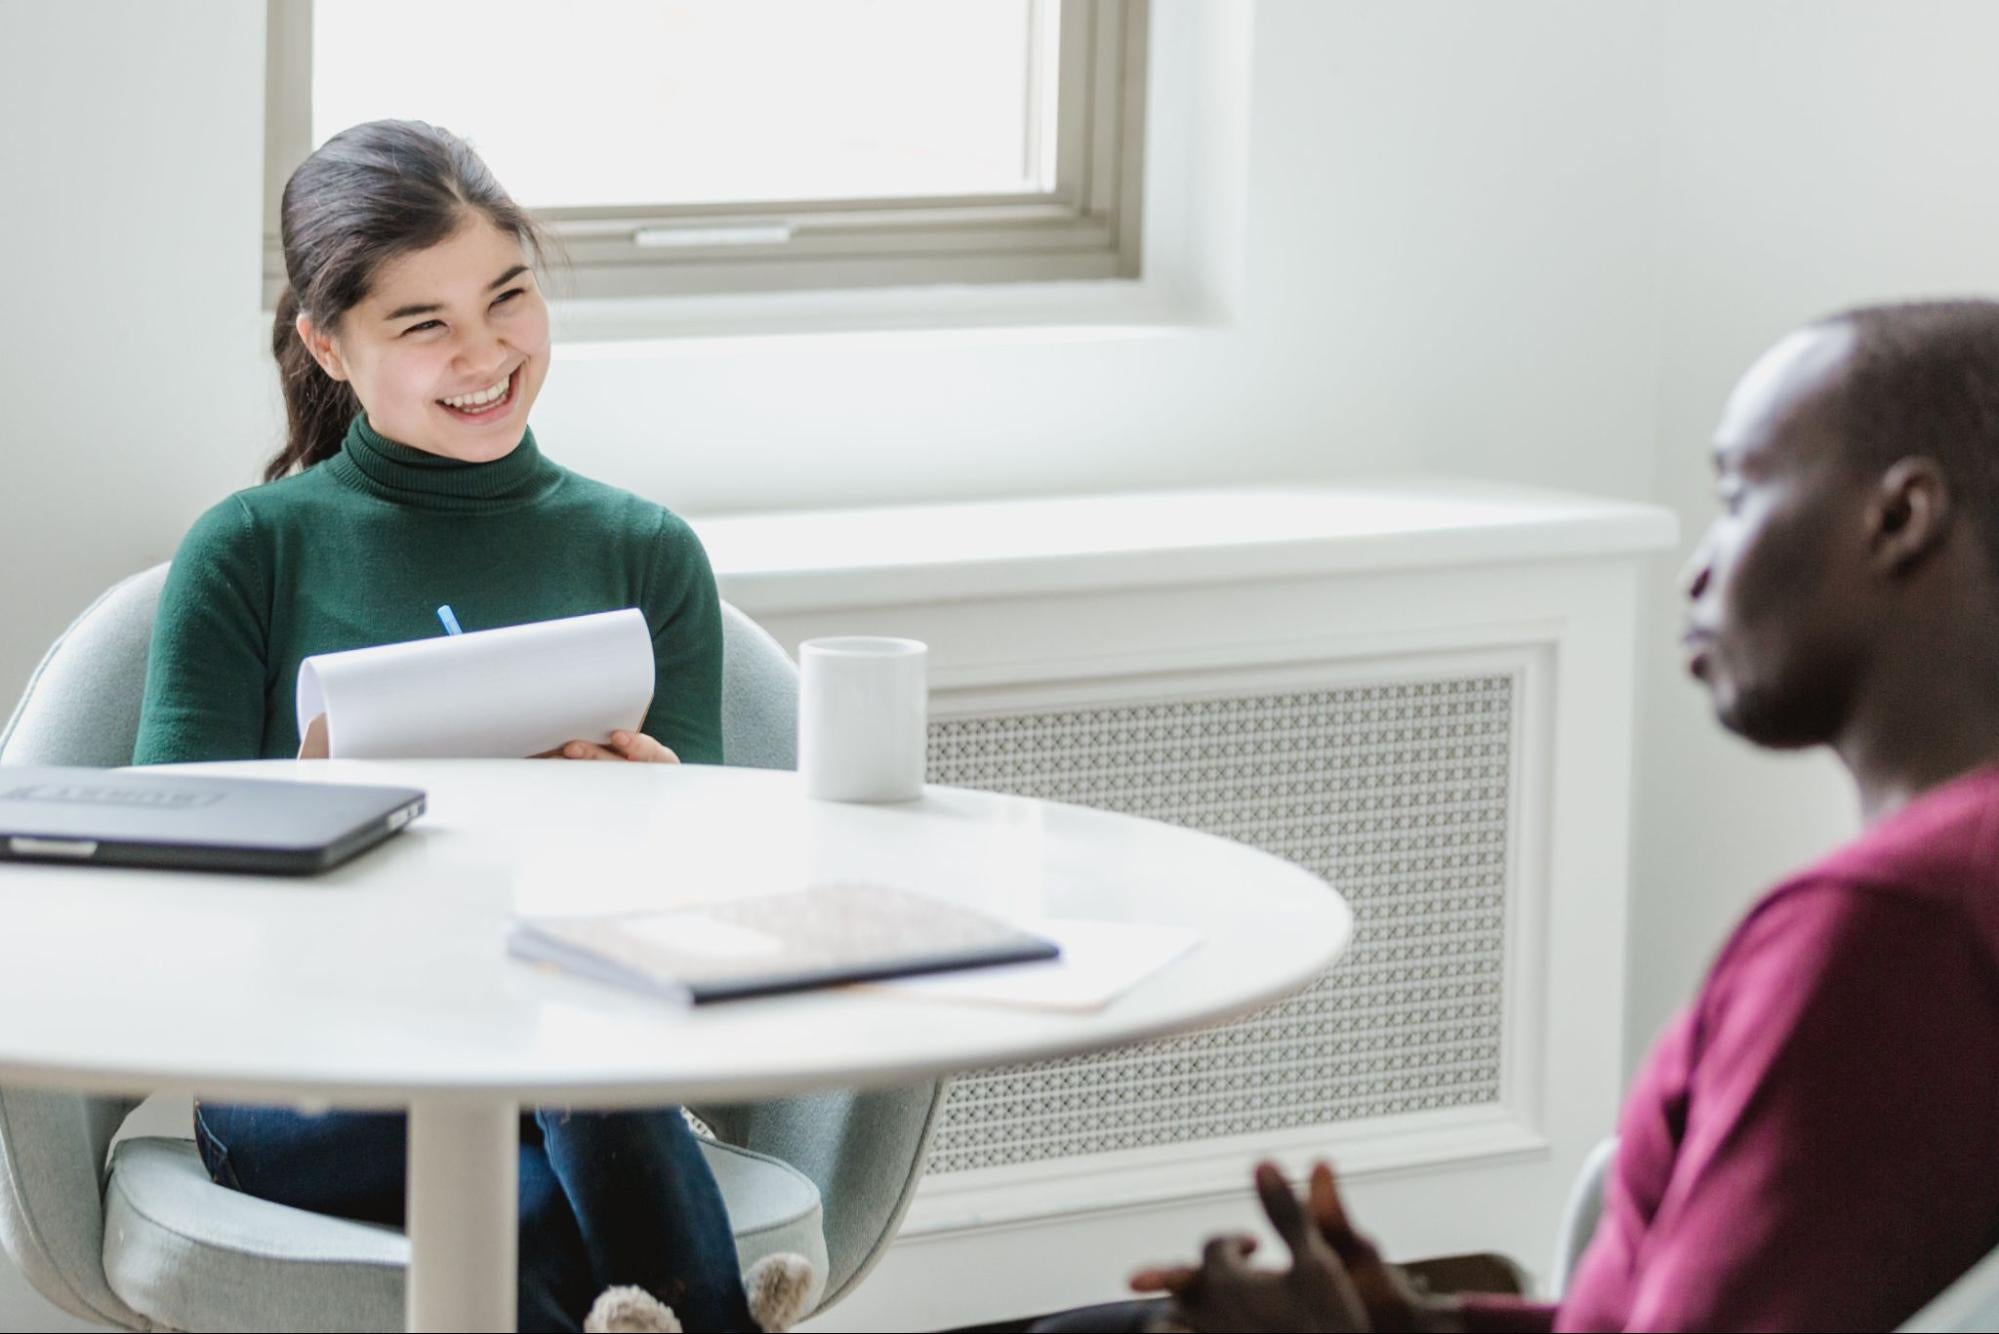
{"left": 101, "top": 1135, "right": 827, "bottom": 1333}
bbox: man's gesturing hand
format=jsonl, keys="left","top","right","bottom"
{"left": 1129, "top": 1161, "right": 1452, "bottom": 1334}
{"left": 1130, "top": 1162, "right": 1371, "bottom": 1333}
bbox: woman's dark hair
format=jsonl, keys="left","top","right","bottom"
{"left": 265, "top": 120, "right": 552, "bottom": 483}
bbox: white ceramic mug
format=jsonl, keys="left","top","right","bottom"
{"left": 797, "top": 637, "right": 928, "bottom": 802}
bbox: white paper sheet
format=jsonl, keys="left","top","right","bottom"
{"left": 867, "top": 918, "right": 1200, "bottom": 1012}
{"left": 295, "top": 608, "right": 655, "bottom": 759}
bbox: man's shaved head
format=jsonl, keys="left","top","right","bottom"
{"left": 1815, "top": 300, "right": 1999, "bottom": 572}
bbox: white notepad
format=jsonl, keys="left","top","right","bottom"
{"left": 295, "top": 609, "right": 655, "bottom": 759}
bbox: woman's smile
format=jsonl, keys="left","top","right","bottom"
{"left": 435, "top": 361, "right": 523, "bottom": 426}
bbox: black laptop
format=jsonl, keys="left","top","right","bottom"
{"left": 0, "top": 766, "right": 426, "bottom": 875}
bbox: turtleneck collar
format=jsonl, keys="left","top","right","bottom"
{"left": 323, "top": 413, "right": 560, "bottom": 513}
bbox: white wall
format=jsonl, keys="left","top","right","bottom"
{"left": 532, "top": 1, "right": 1663, "bottom": 514}
{"left": 0, "top": 7, "right": 270, "bottom": 1326}
{"left": 0, "top": 0, "right": 275, "bottom": 727}
{"left": 6, "top": 0, "right": 1999, "bottom": 1327}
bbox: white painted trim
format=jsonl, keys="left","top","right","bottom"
{"left": 698, "top": 480, "right": 1679, "bottom": 617}
{"left": 925, "top": 626, "right": 1565, "bottom": 709}
{"left": 904, "top": 1104, "right": 1547, "bottom": 1235}
{"left": 1499, "top": 640, "right": 1556, "bottom": 1152}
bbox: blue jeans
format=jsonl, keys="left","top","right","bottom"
{"left": 193, "top": 1101, "right": 755, "bottom": 1333}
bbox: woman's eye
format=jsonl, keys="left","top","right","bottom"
{"left": 493, "top": 288, "right": 523, "bottom": 307}
{"left": 403, "top": 320, "right": 443, "bottom": 336}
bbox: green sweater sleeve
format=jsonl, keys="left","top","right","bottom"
{"left": 132, "top": 496, "right": 272, "bottom": 765}
{"left": 640, "top": 511, "right": 725, "bottom": 765}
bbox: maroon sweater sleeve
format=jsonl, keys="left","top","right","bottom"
{"left": 1615, "top": 884, "right": 1999, "bottom": 1332}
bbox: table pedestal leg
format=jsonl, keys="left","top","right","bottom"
{"left": 407, "top": 1098, "right": 518, "bottom": 1333}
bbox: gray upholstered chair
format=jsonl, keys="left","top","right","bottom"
{"left": 0, "top": 564, "right": 945, "bottom": 1331}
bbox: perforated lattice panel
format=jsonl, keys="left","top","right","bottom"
{"left": 923, "top": 675, "right": 1513, "bottom": 1173}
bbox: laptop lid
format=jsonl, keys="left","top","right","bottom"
{"left": 0, "top": 767, "right": 426, "bottom": 875}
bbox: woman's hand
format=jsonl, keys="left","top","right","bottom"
{"left": 534, "top": 730, "right": 679, "bottom": 763}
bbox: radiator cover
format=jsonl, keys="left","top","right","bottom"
{"left": 925, "top": 673, "right": 1514, "bottom": 1174}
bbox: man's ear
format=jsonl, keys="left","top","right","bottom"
{"left": 1870, "top": 456, "right": 1952, "bottom": 575}
{"left": 294, "top": 313, "right": 350, "bottom": 383}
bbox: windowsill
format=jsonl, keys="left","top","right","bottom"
{"left": 548, "top": 271, "right": 1218, "bottom": 352}
{"left": 693, "top": 477, "right": 1681, "bottom": 615}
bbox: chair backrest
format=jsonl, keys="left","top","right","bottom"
{"left": 0, "top": 565, "right": 802, "bottom": 1327}
{"left": 717, "top": 602, "right": 800, "bottom": 771}
{"left": 0, "top": 566, "right": 167, "bottom": 769}
{"left": 1549, "top": 1135, "right": 1617, "bottom": 1299}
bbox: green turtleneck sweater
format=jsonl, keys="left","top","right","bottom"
{"left": 132, "top": 416, "right": 723, "bottom": 766}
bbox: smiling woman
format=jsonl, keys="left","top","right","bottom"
{"left": 128, "top": 119, "right": 809, "bottom": 1333}
{"left": 267, "top": 123, "right": 554, "bottom": 477}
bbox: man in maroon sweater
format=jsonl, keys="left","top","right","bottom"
{"left": 1045, "top": 301, "right": 1999, "bottom": 1333}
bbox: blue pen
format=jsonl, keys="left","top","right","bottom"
{"left": 436, "top": 605, "right": 463, "bottom": 636}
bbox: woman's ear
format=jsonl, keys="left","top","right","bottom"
{"left": 294, "top": 313, "right": 350, "bottom": 383}
{"left": 1871, "top": 456, "right": 1952, "bottom": 575}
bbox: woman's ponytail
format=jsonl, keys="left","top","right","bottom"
{"left": 259, "top": 120, "right": 550, "bottom": 484}
{"left": 265, "top": 286, "right": 360, "bottom": 483}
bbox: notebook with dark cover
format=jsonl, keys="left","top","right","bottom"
{"left": 509, "top": 882, "right": 1061, "bottom": 1005}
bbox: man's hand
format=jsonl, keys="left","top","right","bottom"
{"left": 534, "top": 730, "right": 679, "bottom": 763}
{"left": 1130, "top": 1162, "right": 1453, "bottom": 1334}
{"left": 1130, "top": 1163, "right": 1369, "bottom": 1332}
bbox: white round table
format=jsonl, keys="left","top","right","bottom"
{"left": 0, "top": 760, "right": 1351, "bottom": 1331}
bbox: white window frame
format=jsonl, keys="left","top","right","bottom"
{"left": 263, "top": 0, "right": 1147, "bottom": 307}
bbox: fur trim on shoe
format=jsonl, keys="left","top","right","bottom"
{"left": 744, "top": 1252, "right": 815, "bottom": 1333}
{"left": 584, "top": 1284, "right": 683, "bottom": 1333}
